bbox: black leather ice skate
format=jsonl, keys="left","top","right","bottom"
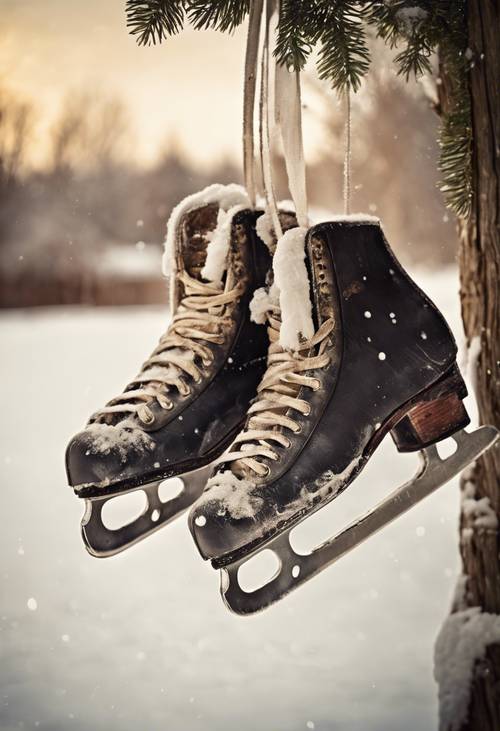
{"left": 66, "top": 184, "right": 273, "bottom": 557}
{"left": 188, "top": 219, "right": 499, "bottom": 614}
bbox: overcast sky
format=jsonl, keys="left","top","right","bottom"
{"left": 0, "top": 0, "right": 250, "bottom": 167}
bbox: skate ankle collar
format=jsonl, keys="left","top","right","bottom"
{"left": 202, "top": 203, "right": 249, "bottom": 283}
{"left": 270, "top": 214, "right": 381, "bottom": 349}
{"left": 163, "top": 183, "right": 250, "bottom": 282}
{"left": 322, "top": 213, "right": 380, "bottom": 224}
{"left": 249, "top": 284, "right": 279, "bottom": 325}
{"left": 273, "top": 227, "right": 314, "bottom": 350}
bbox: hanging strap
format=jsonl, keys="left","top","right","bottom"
{"left": 259, "top": 0, "right": 283, "bottom": 238}
{"left": 244, "top": 2, "right": 354, "bottom": 225}
{"left": 243, "top": 0, "right": 308, "bottom": 231}
{"left": 243, "top": 0, "right": 263, "bottom": 208}
{"left": 275, "top": 63, "right": 308, "bottom": 228}
{"left": 343, "top": 87, "right": 352, "bottom": 216}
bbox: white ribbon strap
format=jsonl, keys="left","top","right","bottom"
{"left": 343, "top": 87, "right": 352, "bottom": 216}
{"left": 259, "top": 0, "right": 283, "bottom": 237}
{"left": 243, "top": 0, "right": 263, "bottom": 209}
{"left": 243, "top": 0, "right": 309, "bottom": 231}
{"left": 275, "top": 63, "right": 308, "bottom": 228}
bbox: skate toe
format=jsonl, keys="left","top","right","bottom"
{"left": 65, "top": 422, "right": 156, "bottom": 490}
{"left": 65, "top": 429, "right": 123, "bottom": 488}
{"left": 188, "top": 470, "right": 266, "bottom": 561}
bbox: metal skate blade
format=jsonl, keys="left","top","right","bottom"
{"left": 81, "top": 465, "right": 210, "bottom": 558}
{"left": 220, "top": 425, "right": 499, "bottom": 616}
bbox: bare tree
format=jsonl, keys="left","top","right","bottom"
{"left": 50, "top": 90, "right": 129, "bottom": 173}
{"left": 0, "top": 86, "right": 34, "bottom": 189}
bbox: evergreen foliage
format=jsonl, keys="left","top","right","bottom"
{"left": 125, "top": 0, "right": 472, "bottom": 218}
{"left": 126, "top": 1, "right": 186, "bottom": 45}
{"left": 187, "top": 0, "right": 250, "bottom": 32}
{"left": 369, "top": 1, "right": 472, "bottom": 217}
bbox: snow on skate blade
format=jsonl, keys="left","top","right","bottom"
{"left": 81, "top": 466, "right": 210, "bottom": 558}
{"left": 220, "top": 426, "right": 499, "bottom": 616}
{"left": 233, "top": 440, "right": 417, "bottom": 595}
{"left": 289, "top": 436, "right": 417, "bottom": 556}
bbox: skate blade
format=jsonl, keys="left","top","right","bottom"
{"left": 220, "top": 425, "right": 499, "bottom": 616}
{"left": 81, "top": 465, "right": 210, "bottom": 558}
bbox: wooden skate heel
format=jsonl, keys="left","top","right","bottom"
{"left": 391, "top": 365, "right": 470, "bottom": 453}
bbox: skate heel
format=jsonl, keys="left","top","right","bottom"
{"left": 391, "top": 365, "right": 470, "bottom": 452}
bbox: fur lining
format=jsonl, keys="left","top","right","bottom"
{"left": 273, "top": 227, "right": 314, "bottom": 350}
{"left": 201, "top": 203, "right": 247, "bottom": 283}
{"left": 249, "top": 284, "right": 279, "bottom": 324}
{"left": 326, "top": 213, "right": 380, "bottom": 223}
{"left": 163, "top": 183, "right": 250, "bottom": 281}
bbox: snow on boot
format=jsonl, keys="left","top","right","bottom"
{"left": 188, "top": 218, "right": 499, "bottom": 614}
{"left": 66, "top": 184, "right": 273, "bottom": 557}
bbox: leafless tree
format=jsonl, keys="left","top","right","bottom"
{"left": 50, "top": 90, "right": 129, "bottom": 173}
{"left": 0, "top": 86, "right": 34, "bottom": 189}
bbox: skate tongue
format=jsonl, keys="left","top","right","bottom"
{"left": 176, "top": 204, "right": 220, "bottom": 281}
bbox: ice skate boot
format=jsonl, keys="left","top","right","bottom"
{"left": 188, "top": 219, "right": 499, "bottom": 614}
{"left": 66, "top": 184, "right": 274, "bottom": 557}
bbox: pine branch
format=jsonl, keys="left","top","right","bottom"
{"left": 371, "top": 2, "right": 436, "bottom": 80}
{"left": 316, "top": 3, "right": 370, "bottom": 93}
{"left": 439, "top": 109, "right": 472, "bottom": 218}
{"left": 393, "top": 41, "right": 432, "bottom": 79}
{"left": 274, "top": 0, "right": 318, "bottom": 71}
{"left": 368, "top": 0, "right": 472, "bottom": 217}
{"left": 436, "top": 1, "right": 472, "bottom": 218}
{"left": 126, "top": 0, "right": 186, "bottom": 46}
{"left": 187, "top": 0, "right": 250, "bottom": 32}
{"left": 124, "top": 0, "right": 473, "bottom": 217}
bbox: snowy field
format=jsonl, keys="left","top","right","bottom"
{"left": 0, "top": 267, "right": 473, "bottom": 731}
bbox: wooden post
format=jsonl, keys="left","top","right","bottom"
{"left": 437, "top": 2, "right": 500, "bottom": 729}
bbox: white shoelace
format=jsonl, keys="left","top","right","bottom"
{"left": 214, "top": 301, "right": 334, "bottom": 477}
{"left": 94, "top": 269, "right": 243, "bottom": 425}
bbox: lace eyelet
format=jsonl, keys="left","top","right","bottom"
{"left": 138, "top": 409, "right": 154, "bottom": 425}
{"left": 284, "top": 438, "right": 292, "bottom": 449}
{"left": 157, "top": 395, "right": 173, "bottom": 411}
{"left": 293, "top": 424, "right": 302, "bottom": 435}
{"left": 261, "top": 464, "right": 271, "bottom": 477}
{"left": 304, "top": 405, "right": 312, "bottom": 417}
{"left": 311, "top": 379, "right": 321, "bottom": 391}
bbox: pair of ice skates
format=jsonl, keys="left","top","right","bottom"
{"left": 66, "top": 183, "right": 498, "bottom": 615}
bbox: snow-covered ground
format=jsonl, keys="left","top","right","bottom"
{"left": 0, "top": 267, "right": 472, "bottom": 731}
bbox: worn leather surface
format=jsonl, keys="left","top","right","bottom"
{"left": 189, "top": 221, "right": 459, "bottom": 561}
{"left": 66, "top": 209, "right": 271, "bottom": 495}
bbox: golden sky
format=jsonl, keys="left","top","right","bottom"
{"left": 0, "top": 0, "right": 252, "bottom": 168}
